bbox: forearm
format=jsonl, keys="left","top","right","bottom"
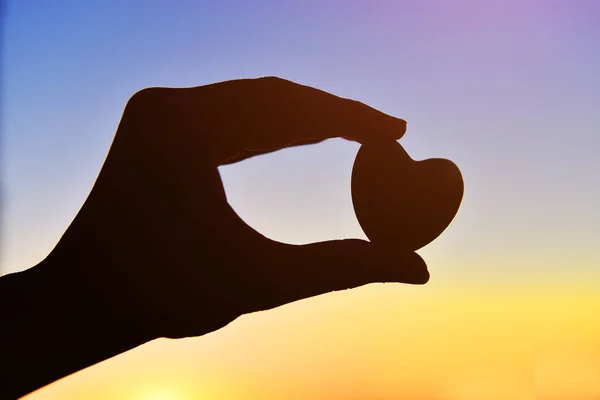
{"left": 0, "top": 256, "right": 155, "bottom": 400}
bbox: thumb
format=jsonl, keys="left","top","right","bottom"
{"left": 267, "top": 239, "right": 429, "bottom": 306}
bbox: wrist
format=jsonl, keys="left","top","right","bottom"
{"left": 0, "top": 253, "right": 156, "bottom": 399}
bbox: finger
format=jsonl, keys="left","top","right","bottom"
{"left": 185, "top": 77, "right": 407, "bottom": 165}
{"left": 257, "top": 239, "right": 429, "bottom": 310}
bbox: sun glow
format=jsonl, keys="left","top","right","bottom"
{"left": 136, "top": 387, "right": 186, "bottom": 400}
{"left": 19, "top": 284, "right": 600, "bottom": 400}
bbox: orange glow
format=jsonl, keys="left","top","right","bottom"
{"left": 21, "top": 283, "right": 600, "bottom": 399}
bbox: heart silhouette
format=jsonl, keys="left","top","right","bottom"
{"left": 351, "top": 140, "right": 464, "bottom": 251}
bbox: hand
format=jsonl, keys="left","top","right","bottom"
{"left": 53, "top": 76, "right": 429, "bottom": 339}
{"left": 0, "top": 77, "right": 429, "bottom": 399}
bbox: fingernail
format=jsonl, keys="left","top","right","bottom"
{"left": 412, "top": 267, "right": 430, "bottom": 284}
{"left": 406, "top": 253, "right": 429, "bottom": 284}
{"left": 398, "top": 119, "right": 407, "bottom": 138}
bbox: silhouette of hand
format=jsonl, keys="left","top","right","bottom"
{"left": 50, "top": 77, "right": 429, "bottom": 340}
{"left": 0, "top": 76, "right": 432, "bottom": 399}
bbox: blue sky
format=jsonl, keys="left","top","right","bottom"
{"left": 3, "top": 0, "right": 599, "bottom": 283}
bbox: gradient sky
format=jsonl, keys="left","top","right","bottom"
{"left": 3, "top": 1, "right": 600, "bottom": 399}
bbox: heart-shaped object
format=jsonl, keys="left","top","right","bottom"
{"left": 351, "top": 140, "right": 464, "bottom": 251}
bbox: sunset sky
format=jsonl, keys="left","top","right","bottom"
{"left": 3, "top": 1, "right": 600, "bottom": 399}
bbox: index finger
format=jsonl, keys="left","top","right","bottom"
{"left": 185, "top": 77, "right": 407, "bottom": 165}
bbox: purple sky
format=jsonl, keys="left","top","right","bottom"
{"left": 3, "top": 0, "right": 599, "bottom": 284}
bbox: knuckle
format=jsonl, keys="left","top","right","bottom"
{"left": 121, "top": 87, "right": 179, "bottom": 130}
{"left": 125, "top": 87, "right": 163, "bottom": 112}
{"left": 258, "top": 75, "right": 285, "bottom": 83}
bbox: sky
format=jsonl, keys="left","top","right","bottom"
{"left": 2, "top": 1, "right": 600, "bottom": 399}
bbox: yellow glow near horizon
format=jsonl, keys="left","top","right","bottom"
{"left": 136, "top": 388, "right": 186, "bottom": 400}
{"left": 21, "top": 284, "right": 600, "bottom": 400}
